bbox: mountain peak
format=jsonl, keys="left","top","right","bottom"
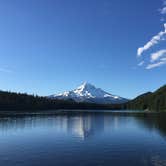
{"left": 81, "top": 82, "right": 94, "bottom": 87}
{"left": 77, "top": 82, "right": 96, "bottom": 91}
{"left": 49, "top": 82, "right": 129, "bottom": 104}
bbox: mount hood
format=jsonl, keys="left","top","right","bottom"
{"left": 49, "top": 82, "right": 129, "bottom": 104}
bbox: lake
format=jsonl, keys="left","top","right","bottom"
{"left": 0, "top": 110, "right": 166, "bottom": 166}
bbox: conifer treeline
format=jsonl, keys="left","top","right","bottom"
{"left": 125, "top": 85, "right": 166, "bottom": 111}
{"left": 0, "top": 91, "right": 122, "bottom": 111}
{"left": 0, "top": 84, "right": 165, "bottom": 111}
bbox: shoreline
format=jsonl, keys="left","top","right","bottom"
{"left": 0, "top": 109, "right": 163, "bottom": 117}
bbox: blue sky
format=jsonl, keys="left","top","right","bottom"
{"left": 0, "top": 0, "right": 166, "bottom": 99}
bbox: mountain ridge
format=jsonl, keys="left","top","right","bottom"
{"left": 0, "top": 84, "right": 165, "bottom": 111}
{"left": 49, "top": 82, "right": 129, "bottom": 104}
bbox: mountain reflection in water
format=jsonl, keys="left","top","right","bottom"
{"left": 0, "top": 113, "right": 166, "bottom": 140}
{"left": 0, "top": 112, "right": 166, "bottom": 166}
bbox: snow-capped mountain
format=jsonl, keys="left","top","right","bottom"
{"left": 49, "top": 82, "right": 129, "bottom": 104}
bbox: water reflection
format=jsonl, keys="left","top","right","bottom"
{"left": 132, "top": 114, "right": 166, "bottom": 139}
{"left": 0, "top": 114, "right": 105, "bottom": 139}
{"left": 0, "top": 113, "right": 166, "bottom": 140}
{"left": 67, "top": 115, "right": 95, "bottom": 139}
{"left": 0, "top": 112, "right": 166, "bottom": 166}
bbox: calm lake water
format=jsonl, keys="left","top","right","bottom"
{"left": 0, "top": 111, "right": 166, "bottom": 166}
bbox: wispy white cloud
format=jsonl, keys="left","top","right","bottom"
{"left": 138, "top": 61, "right": 144, "bottom": 66}
{"left": 146, "top": 49, "right": 166, "bottom": 69}
{"left": 137, "top": 24, "right": 166, "bottom": 57}
{"left": 146, "top": 61, "right": 166, "bottom": 69}
{"left": 161, "top": 57, "right": 166, "bottom": 61}
{"left": 159, "top": 0, "right": 166, "bottom": 15}
{"left": 160, "top": 7, "right": 166, "bottom": 14}
{"left": 150, "top": 49, "right": 166, "bottom": 62}
{"left": 160, "top": 1, "right": 166, "bottom": 14}
{"left": 137, "top": 0, "right": 166, "bottom": 60}
{"left": 0, "top": 68, "right": 13, "bottom": 73}
{"left": 137, "top": 1, "right": 166, "bottom": 70}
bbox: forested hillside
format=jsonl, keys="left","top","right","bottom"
{"left": 126, "top": 85, "right": 166, "bottom": 111}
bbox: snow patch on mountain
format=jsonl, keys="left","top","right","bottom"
{"left": 49, "top": 82, "right": 129, "bottom": 104}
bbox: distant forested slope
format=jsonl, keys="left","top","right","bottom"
{"left": 126, "top": 85, "right": 166, "bottom": 111}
